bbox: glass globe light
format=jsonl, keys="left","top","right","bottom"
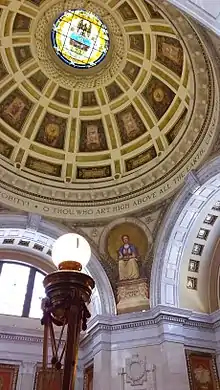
{"left": 52, "top": 233, "right": 91, "bottom": 270}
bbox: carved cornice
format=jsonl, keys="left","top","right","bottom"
{"left": 0, "top": 333, "right": 43, "bottom": 344}
{"left": 0, "top": 309, "right": 219, "bottom": 347}
{"left": 86, "top": 314, "right": 213, "bottom": 334}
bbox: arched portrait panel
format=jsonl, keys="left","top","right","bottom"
{"left": 107, "top": 222, "right": 148, "bottom": 282}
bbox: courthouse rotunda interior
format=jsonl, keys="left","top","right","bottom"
{"left": 0, "top": 0, "right": 220, "bottom": 389}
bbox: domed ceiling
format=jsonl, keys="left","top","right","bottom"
{"left": 0, "top": 0, "right": 219, "bottom": 220}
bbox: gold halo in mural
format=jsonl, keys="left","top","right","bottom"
{"left": 0, "top": 0, "right": 218, "bottom": 219}
{"left": 107, "top": 223, "right": 148, "bottom": 262}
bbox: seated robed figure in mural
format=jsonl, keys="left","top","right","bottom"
{"left": 118, "top": 235, "right": 139, "bottom": 281}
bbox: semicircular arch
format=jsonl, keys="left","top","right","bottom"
{"left": 151, "top": 155, "right": 220, "bottom": 312}
{"left": 0, "top": 216, "right": 116, "bottom": 316}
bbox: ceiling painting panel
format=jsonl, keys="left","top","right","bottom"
{"left": 79, "top": 119, "right": 108, "bottom": 153}
{"left": 35, "top": 113, "right": 67, "bottom": 149}
{"left": 0, "top": 89, "right": 33, "bottom": 132}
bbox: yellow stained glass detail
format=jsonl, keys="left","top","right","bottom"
{"left": 51, "top": 9, "right": 110, "bottom": 69}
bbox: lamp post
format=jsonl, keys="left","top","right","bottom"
{"left": 41, "top": 233, "right": 95, "bottom": 390}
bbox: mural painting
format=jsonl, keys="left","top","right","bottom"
{"left": 129, "top": 34, "right": 144, "bottom": 53}
{"left": 14, "top": 46, "right": 32, "bottom": 65}
{"left": 105, "top": 81, "right": 123, "bottom": 101}
{"left": 0, "top": 55, "right": 8, "bottom": 80}
{"left": 29, "top": 70, "right": 48, "bottom": 91}
{"left": 77, "top": 165, "right": 111, "bottom": 180}
{"left": 156, "top": 36, "right": 184, "bottom": 77}
{"left": 144, "top": 1, "right": 163, "bottom": 19}
{"left": 185, "top": 351, "right": 219, "bottom": 390}
{"left": 13, "top": 14, "right": 31, "bottom": 31}
{"left": 82, "top": 91, "right": 97, "bottom": 107}
{"left": 115, "top": 105, "right": 147, "bottom": 144}
{"left": 0, "top": 138, "right": 13, "bottom": 159}
{"left": 26, "top": 156, "right": 62, "bottom": 177}
{"left": 107, "top": 222, "right": 148, "bottom": 282}
{"left": 118, "top": 3, "right": 137, "bottom": 21}
{"left": 79, "top": 119, "right": 108, "bottom": 152}
{"left": 123, "top": 61, "right": 140, "bottom": 83}
{"left": 0, "top": 364, "right": 18, "bottom": 390}
{"left": 0, "top": 90, "right": 32, "bottom": 131}
{"left": 27, "top": 0, "right": 42, "bottom": 5}
{"left": 125, "top": 146, "right": 157, "bottom": 171}
{"left": 142, "top": 76, "right": 175, "bottom": 119}
{"left": 54, "top": 87, "right": 71, "bottom": 105}
{"left": 35, "top": 113, "right": 66, "bottom": 149}
{"left": 166, "top": 108, "right": 187, "bottom": 145}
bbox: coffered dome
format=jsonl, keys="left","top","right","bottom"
{"left": 0, "top": 0, "right": 219, "bottom": 220}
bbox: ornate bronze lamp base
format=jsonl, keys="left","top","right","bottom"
{"left": 41, "top": 268, "right": 95, "bottom": 390}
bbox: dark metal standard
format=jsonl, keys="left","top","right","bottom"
{"left": 41, "top": 264, "right": 95, "bottom": 390}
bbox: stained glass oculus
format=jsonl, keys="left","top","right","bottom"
{"left": 51, "top": 9, "right": 110, "bottom": 69}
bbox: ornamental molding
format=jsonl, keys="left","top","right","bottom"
{"left": 0, "top": 333, "right": 43, "bottom": 344}
{"left": 1, "top": 308, "right": 220, "bottom": 347}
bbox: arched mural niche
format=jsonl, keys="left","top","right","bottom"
{"left": 99, "top": 217, "right": 152, "bottom": 314}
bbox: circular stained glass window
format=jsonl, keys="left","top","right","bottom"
{"left": 51, "top": 9, "right": 110, "bottom": 69}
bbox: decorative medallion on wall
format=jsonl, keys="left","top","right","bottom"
{"left": 0, "top": 0, "right": 218, "bottom": 220}
{"left": 119, "top": 354, "right": 156, "bottom": 390}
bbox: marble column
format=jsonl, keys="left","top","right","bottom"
{"left": 160, "top": 342, "right": 189, "bottom": 390}
{"left": 17, "top": 362, "right": 36, "bottom": 390}
{"left": 93, "top": 350, "right": 111, "bottom": 390}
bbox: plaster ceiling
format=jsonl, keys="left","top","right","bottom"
{"left": 0, "top": 0, "right": 219, "bottom": 220}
